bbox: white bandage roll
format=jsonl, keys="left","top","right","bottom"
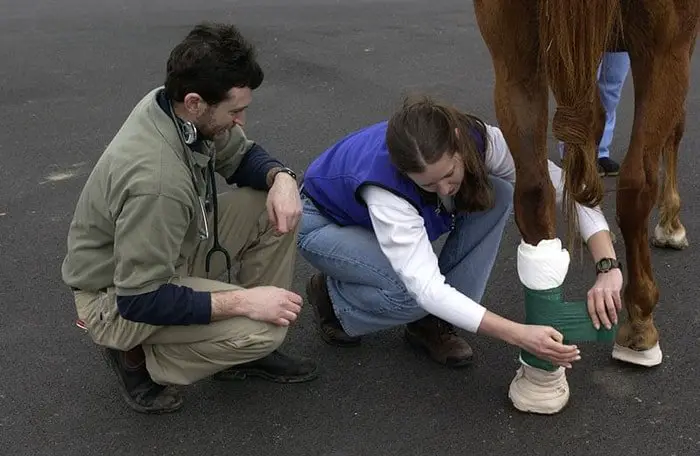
{"left": 516, "top": 238, "right": 570, "bottom": 290}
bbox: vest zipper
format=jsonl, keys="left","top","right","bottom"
{"left": 434, "top": 198, "right": 456, "bottom": 231}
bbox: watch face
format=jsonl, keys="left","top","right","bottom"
{"left": 599, "top": 258, "right": 611, "bottom": 270}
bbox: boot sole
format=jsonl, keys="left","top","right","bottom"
{"left": 306, "top": 279, "right": 361, "bottom": 347}
{"left": 99, "top": 348, "right": 184, "bottom": 414}
{"left": 404, "top": 330, "right": 474, "bottom": 368}
{"left": 216, "top": 367, "right": 319, "bottom": 384}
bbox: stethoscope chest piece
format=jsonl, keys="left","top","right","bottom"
{"left": 182, "top": 121, "right": 198, "bottom": 145}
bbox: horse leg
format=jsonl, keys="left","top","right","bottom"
{"left": 650, "top": 34, "right": 695, "bottom": 251}
{"left": 650, "top": 115, "right": 689, "bottom": 250}
{"left": 474, "top": 0, "right": 569, "bottom": 415}
{"left": 611, "top": 19, "right": 696, "bottom": 367}
{"left": 473, "top": 0, "right": 555, "bottom": 241}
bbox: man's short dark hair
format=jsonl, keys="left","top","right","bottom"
{"left": 164, "top": 22, "right": 264, "bottom": 105}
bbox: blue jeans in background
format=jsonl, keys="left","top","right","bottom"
{"left": 296, "top": 176, "right": 514, "bottom": 337}
{"left": 558, "top": 51, "right": 631, "bottom": 160}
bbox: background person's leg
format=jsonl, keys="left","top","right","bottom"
{"left": 596, "top": 51, "right": 630, "bottom": 175}
{"left": 556, "top": 52, "right": 630, "bottom": 177}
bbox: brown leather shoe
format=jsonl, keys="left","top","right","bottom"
{"left": 405, "top": 315, "right": 474, "bottom": 367}
{"left": 306, "top": 273, "right": 361, "bottom": 347}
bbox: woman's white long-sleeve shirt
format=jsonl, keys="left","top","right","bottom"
{"left": 358, "top": 125, "right": 610, "bottom": 333}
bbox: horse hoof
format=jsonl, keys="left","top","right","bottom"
{"left": 611, "top": 342, "right": 663, "bottom": 367}
{"left": 508, "top": 363, "right": 570, "bottom": 414}
{"left": 651, "top": 224, "right": 689, "bottom": 250}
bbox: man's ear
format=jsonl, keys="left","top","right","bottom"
{"left": 183, "top": 93, "right": 206, "bottom": 116}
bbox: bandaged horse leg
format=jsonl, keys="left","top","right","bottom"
{"left": 508, "top": 239, "right": 571, "bottom": 414}
{"left": 474, "top": 0, "right": 616, "bottom": 415}
{"left": 474, "top": 0, "right": 566, "bottom": 416}
{"left": 509, "top": 239, "right": 619, "bottom": 414}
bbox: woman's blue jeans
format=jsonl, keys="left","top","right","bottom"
{"left": 296, "top": 176, "right": 514, "bottom": 337}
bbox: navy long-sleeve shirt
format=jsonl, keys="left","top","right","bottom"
{"left": 117, "top": 284, "right": 212, "bottom": 325}
{"left": 228, "top": 142, "right": 284, "bottom": 190}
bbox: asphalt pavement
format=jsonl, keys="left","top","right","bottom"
{"left": 2, "top": 1, "right": 699, "bottom": 455}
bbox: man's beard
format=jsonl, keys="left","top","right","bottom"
{"left": 192, "top": 110, "right": 222, "bottom": 141}
{"left": 193, "top": 120, "right": 217, "bottom": 141}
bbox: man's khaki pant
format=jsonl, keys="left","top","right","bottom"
{"left": 74, "top": 188, "right": 297, "bottom": 386}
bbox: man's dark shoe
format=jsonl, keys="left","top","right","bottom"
{"left": 306, "top": 273, "right": 361, "bottom": 347}
{"left": 213, "top": 350, "right": 319, "bottom": 383}
{"left": 598, "top": 157, "right": 620, "bottom": 177}
{"left": 100, "top": 346, "right": 183, "bottom": 414}
{"left": 405, "top": 315, "right": 474, "bottom": 367}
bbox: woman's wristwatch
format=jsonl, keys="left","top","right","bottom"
{"left": 595, "top": 257, "right": 622, "bottom": 274}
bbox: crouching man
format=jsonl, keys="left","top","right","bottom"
{"left": 61, "top": 22, "right": 317, "bottom": 414}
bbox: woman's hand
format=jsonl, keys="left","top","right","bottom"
{"left": 583, "top": 230, "right": 624, "bottom": 330}
{"left": 587, "top": 268, "right": 623, "bottom": 330}
{"left": 477, "top": 312, "right": 580, "bottom": 368}
{"left": 515, "top": 324, "right": 581, "bottom": 369}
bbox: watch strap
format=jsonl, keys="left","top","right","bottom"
{"left": 267, "top": 166, "right": 297, "bottom": 188}
{"left": 595, "top": 257, "right": 622, "bottom": 274}
{"left": 273, "top": 167, "right": 296, "bottom": 180}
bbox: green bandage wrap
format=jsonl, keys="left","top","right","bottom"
{"left": 520, "top": 286, "right": 618, "bottom": 371}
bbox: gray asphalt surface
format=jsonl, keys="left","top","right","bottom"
{"left": 2, "top": 1, "right": 700, "bottom": 455}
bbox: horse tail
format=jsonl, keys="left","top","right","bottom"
{"left": 538, "top": 0, "right": 620, "bottom": 246}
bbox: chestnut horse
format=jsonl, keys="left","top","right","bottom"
{"left": 473, "top": 0, "right": 698, "bottom": 410}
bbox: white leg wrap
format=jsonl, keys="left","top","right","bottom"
{"left": 516, "top": 238, "right": 570, "bottom": 290}
{"left": 611, "top": 342, "right": 663, "bottom": 367}
{"left": 510, "top": 238, "right": 572, "bottom": 414}
{"left": 508, "top": 360, "right": 570, "bottom": 414}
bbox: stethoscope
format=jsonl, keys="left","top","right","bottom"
{"left": 168, "top": 102, "right": 233, "bottom": 284}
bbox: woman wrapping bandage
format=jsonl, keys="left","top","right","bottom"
{"left": 297, "top": 95, "right": 623, "bottom": 374}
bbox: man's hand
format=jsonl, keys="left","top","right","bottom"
{"left": 240, "top": 286, "right": 303, "bottom": 326}
{"left": 587, "top": 268, "right": 623, "bottom": 330}
{"left": 211, "top": 286, "right": 303, "bottom": 326}
{"left": 266, "top": 172, "right": 302, "bottom": 235}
